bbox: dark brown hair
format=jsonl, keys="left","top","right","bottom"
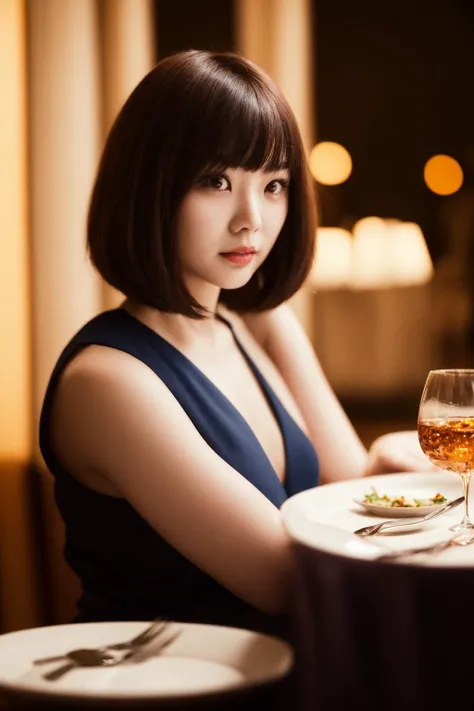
{"left": 87, "top": 49, "right": 317, "bottom": 317}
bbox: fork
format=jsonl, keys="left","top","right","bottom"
{"left": 34, "top": 619, "right": 170, "bottom": 679}
{"left": 376, "top": 532, "right": 474, "bottom": 561}
{"left": 41, "top": 622, "right": 180, "bottom": 681}
{"left": 42, "top": 629, "right": 181, "bottom": 682}
{"left": 354, "top": 495, "right": 464, "bottom": 536}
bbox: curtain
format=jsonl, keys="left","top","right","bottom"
{"left": 0, "top": 0, "right": 156, "bottom": 632}
{"left": 0, "top": 0, "right": 39, "bottom": 634}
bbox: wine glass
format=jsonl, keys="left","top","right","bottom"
{"left": 418, "top": 369, "right": 474, "bottom": 532}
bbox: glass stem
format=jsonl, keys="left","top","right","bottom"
{"left": 461, "top": 473, "right": 473, "bottom": 526}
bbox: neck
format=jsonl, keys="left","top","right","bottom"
{"left": 122, "top": 299, "right": 226, "bottom": 347}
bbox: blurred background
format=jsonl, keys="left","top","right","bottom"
{"left": 0, "top": 0, "right": 473, "bottom": 631}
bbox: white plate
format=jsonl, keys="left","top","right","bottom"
{"left": 0, "top": 621, "right": 293, "bottom": 706}
{"left": 352, "top": 498, "right": 450, "bottom": 518}
{"left": 280, "top": 471, "right": 474, "bottom": 568}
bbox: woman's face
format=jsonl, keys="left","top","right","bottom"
{"left": 175, "top": 166, "right": 290, "bottom": 301}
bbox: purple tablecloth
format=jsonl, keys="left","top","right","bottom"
{"left": 290, "top": 540, "right": 473, "bottom": 711}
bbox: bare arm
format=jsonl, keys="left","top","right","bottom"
{"left": 242, "top": 304, "right": 368, "bottom": 483}
{"left": 52, "top": 346, "right": 293, "bottom": 615}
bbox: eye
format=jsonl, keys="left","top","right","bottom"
{"left": 200, "top": 174, "right": 230, "bottom": 191}
{"left": 266, "top": 179, "right": 289, "bottom": 195}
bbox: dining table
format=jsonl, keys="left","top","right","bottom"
{"left": 283, "top": 470, "right": 474, "bottom": 711}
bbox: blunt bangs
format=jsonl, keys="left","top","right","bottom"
{"left": 190, "top": 75, "right": 292, "bottom": 177}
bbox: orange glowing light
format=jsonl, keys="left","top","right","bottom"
{"left": 424, "top": 154, "right": 463, "bottom": 196}
{"left": 309, "top": 142, "right": 352, "bottom": 186}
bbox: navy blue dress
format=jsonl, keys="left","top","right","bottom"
{"left": 39, "top": 308, "right": 319, "bottom": 638}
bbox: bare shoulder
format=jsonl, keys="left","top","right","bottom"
{"left": 50, "top": 344, "right": 174, "bottom": 492}
{"left": 239, "top": 304, "right": 318, "bottom": 402}
{"left": 54, "top": 344, "right": 162, "bottom": 420}
{"left": 60, "top": 343, "right": 154, "bottom": 385}
{"left": 218, "top": 304, "right": 284, "bottom": 350}
{"left": 53, "top": 343, "right": 176, "bottom": 442}
{"left": 223, "top": 303, "right": 301, "bottom": 362}
{"left": 217, "top": 304, "right": 286, "bottom": 363}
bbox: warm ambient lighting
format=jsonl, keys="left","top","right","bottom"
{"left": 351, "top": 217, "right": 392, "bottom": 288}
{"left": 424, "top": 154, "right": 464, "bottom": 196}
{"left": 309, "top": 228, "right": 352, "bottom": 289}
{"left": 310, "top": 218, "right": 433, "bottom": 290}
{"left": 352, "top": 218, "right": 434, "bottom": 289}
{"left": 309, "top": 141, "right": 352, "bottom": 185}
{"left": 387, "top": 221, "right": 434, "bottom": 286}
{"left": 0, "top": 0, "right": 31, "bottom": 459}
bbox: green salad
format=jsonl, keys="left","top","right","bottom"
{"left": 363, "top": 487, "right": 447, "bottom": 508}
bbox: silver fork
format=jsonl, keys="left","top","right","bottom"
{"left": 376, "top": 532, "right": 474, "bottom": 561}
{"left": 354, "top": 496, "right": 464, "bottom": 536}
{"left": 34, "top": 619, "right": 170, "bottom": 680}
{"left": 119, "top": 627, "right": 182, "bottom": 665}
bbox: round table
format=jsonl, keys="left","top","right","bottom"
{"left": 282, "top": 471, "right": 473, "bottom": 711}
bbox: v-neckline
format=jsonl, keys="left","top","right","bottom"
{"left": 117, "top": 308, "right": 289, "bottom": 491}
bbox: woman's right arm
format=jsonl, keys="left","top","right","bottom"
{"left": 51, "top": 345, "right": 293, "bottom": 615}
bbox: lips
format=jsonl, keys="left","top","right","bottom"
{"left": 220, "top": 250, "right": 256, "bottom": 265}
{"left": 221, "top": 247, "right": 256, "bottom": 255}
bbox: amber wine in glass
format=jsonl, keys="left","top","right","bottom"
{"left": 418, "top": 369, "right": 474, "bottom": 532}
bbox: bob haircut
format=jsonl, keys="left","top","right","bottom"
{"left": 87, "top": 49, "right": 317, "bottom": 317}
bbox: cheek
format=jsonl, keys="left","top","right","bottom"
{"left": 276, "top": 205, "right": 289, "bottom": 232}
{"left": 176, "top": 195, "right": 224, "bottom": 246}
{"left": 265, "top": 202, "right": 288, "bottom": 243}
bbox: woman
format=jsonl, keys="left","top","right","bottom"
{"left": 39, "top": 49, "right": 431, "bottom": 639}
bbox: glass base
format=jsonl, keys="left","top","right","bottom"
{"left": 449, "top": 520, "right": 474, "bottom": 533}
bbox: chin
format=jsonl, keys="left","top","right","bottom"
{"left": 217, "top": 272, "right": 256, "bottom": 291}
{"left": 197, "top": 262, "right": 253, "bottom": 290}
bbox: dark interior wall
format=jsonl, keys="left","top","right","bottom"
{"left": 154, "top": 0, "right": 235, "bottom": 57}
{"left": 313, "top": 0, "right": 474, "bottom": 262}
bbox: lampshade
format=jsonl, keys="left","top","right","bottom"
{"left": 386, "top": 221, "right": 434, "bottom": 286}
{"left": 351, "top": 217, "right": 391, "bottom": 288}
{"left": 311, "top": 218, "right": 434, "bottom": 291}
{"left": 308, "top": 227, "right": 352, "bottom": 289}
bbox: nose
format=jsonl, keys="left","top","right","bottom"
{"left": 229, "top": 192, "right": 263, "bottom": 235}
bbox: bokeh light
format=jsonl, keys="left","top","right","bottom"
{"left": 309, "top": 227, "right": 352, "bottom": 289}
{"left": 387, "top": 221, "right": 433, "bottom": 286}
{"left": 424, "top": 154, "right": 464, "bottom": 196}
{"left": 351, "top": 217, "right": 391, "bottom": 288}
{"left": 350, "top": 217, "right": 433, "bottom": 289}
{"left": 309, "top": 142, "right": 352, "bottom": 185}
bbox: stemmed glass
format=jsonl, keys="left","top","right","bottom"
{"left": 418, "top": 369, "right": 474, "bottom": 532}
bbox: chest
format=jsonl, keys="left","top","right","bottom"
{"left": 186, "top": 336, "right": 302, "bottom": 485}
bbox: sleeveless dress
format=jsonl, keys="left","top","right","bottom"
{"left": 39, "top": 308, "right": 319, "bottom": 638}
